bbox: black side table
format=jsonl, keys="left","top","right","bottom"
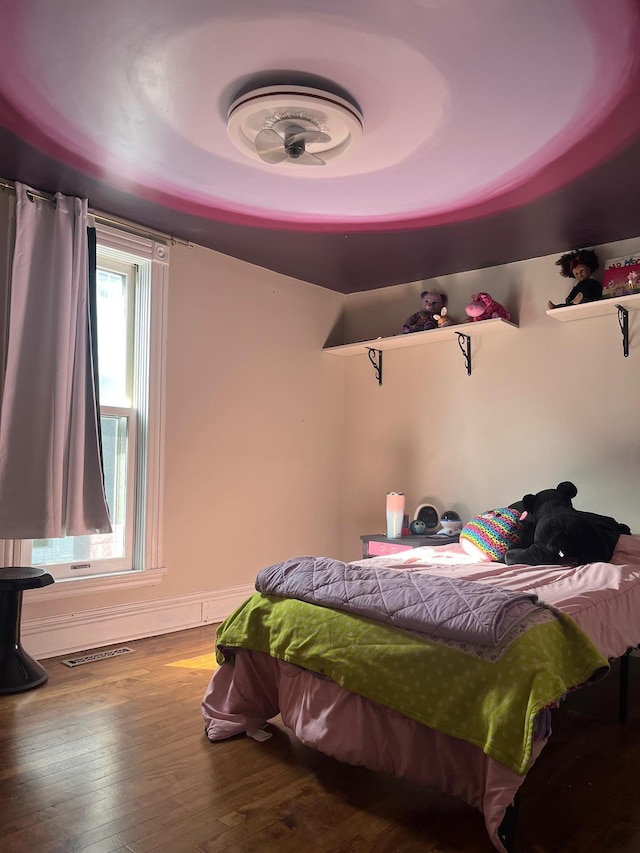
{"left": 0, "top": 566, "right": 54, "bottom": 694}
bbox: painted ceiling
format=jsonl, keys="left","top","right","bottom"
{"left": 1, "top": 0, "right": 640, "bottom": 293}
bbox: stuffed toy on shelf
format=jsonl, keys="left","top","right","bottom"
{"left": 433, "top": 306, "right": 455, "bottom": 327}
{"left": 548, "top": 248, "right": 602, "bottom": 309}
{"left": 465, "top": 292, "right": 510, "bottom": 322}
{"left": 402, "top": 291, "right": 447, "bottom": 333}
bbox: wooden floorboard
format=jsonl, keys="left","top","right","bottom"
{"left": 1, "top": 627, "right": 639, "bottom": 852}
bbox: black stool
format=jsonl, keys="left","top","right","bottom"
{"left": 0, "top": 567, "right": 54, "bottom": 694}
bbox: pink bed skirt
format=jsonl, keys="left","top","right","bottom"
{"left": 202, "top": 649, "right": 546, "bottom": 852}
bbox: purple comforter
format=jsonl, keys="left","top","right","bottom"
{"left": 255, "top": 556, "right": 540, "bottom": 647}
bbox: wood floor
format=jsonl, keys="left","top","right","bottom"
{"left": 1, "top": 628, "right": 639, "bottom": 853}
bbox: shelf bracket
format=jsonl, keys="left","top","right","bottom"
{"left": 456, "top": 333, "right": 472, "bottom": 375}
{"left": 616, "top": 305, "right": 629, "bottom": 357}
{"left": 367, "top": 347, "right": 383, "bottom": 385}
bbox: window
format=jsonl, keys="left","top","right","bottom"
{"left": 17, "top": 225, "right": 168, "bottom": 584}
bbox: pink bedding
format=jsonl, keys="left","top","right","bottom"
{"left": 202, "top": 534, "right": 640, "bottom": 852}
{"left": 202, "top": 648, "right": 548, "bottom": 852}
{"left": 352, "top": 533, "right": 640, "bottom": 659}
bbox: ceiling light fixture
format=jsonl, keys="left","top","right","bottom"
{"left": 227, "top": 85, "right": 363, "bottom": 167}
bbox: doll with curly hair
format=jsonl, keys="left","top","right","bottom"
{"left": 548, "top": 248, "right": 602, "bottom": 309}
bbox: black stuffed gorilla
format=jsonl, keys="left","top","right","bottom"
{"left": 505, "top": 481, "right": 631, "bottom": 566}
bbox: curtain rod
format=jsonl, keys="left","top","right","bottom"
{"left": 0, "top": 178, "right": 193, "bottom": 248}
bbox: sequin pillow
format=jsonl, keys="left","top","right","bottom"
{"left": 459, "top": 507, "right": 525, "bottom": 562}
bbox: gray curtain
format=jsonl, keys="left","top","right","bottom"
{"left": 0, "top": 182, "right": 111, "bottom": 538}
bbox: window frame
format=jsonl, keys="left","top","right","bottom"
{"left": 4, "top": 222, "right": 169, "bottom": 595}
{"left": 23, "top": 406, "right": 137, "bottom": 579}
{"left": 94, "top": 254, "right": 137, "bottom": 408}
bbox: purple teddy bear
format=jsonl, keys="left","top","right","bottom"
{"left": 403, "top": 291, "right": 447, "bottom": 333}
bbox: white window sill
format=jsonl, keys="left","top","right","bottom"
{"left": 26, "top": 567, "right": 167, "bottom": 600}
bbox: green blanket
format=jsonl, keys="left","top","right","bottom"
{"left": 215, "top": 593, "right": 609, "bottom": 775}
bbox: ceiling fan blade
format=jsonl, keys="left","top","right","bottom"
{"left": 257, "top": 148, "right": 289, "bottom": 164}
{"left": 295, "top": 150, "right": 326, "bottom": 166}
{"left": 287, "top": 130, "right": 331, "bottom": 146}
{"left": 255, "top": 128, "right": 288, "bottom": 163}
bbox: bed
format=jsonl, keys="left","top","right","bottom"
{"left": 201, "top": 534, "right": 640, "bottom": 852}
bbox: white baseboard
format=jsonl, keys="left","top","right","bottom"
{"left": 22, "top": 583, "right": 254, "bottom": 660}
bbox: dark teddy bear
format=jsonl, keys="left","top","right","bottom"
{"left": 402, "top": 291, "right": 447, "bottom": 333}
{"left": 505, "top": 481, "right": 631, "bottom": 567}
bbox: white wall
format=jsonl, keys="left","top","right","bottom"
{"left": 340, "top": 237, "right": 640, "bottom": 561}
{"left": 20, "top": 241, "right": 347, "bottom": 653}
{"left": 8, "top": 214, "right": 639, "bottom": 656}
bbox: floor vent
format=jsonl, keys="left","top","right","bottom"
{"left": 61, "top": 647, "right": 134, "bottom": 667}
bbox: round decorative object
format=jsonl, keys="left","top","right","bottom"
{"left": 227, "top": 85, "right": 364, "bottom": 167}
{"left": 413, "top": 503, "right": 440, "bottom": 534}
{"left": 0, "top": 566, "right": 54, "bottom": 590}
{"left": 439, "top": 510, "right": 463, "bottom": 535}
{"left": 409, "top": 519, "right": 426, "bottom": 535}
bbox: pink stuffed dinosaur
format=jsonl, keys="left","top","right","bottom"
{"left": 465, "top": 292, "right": 510, "bottom": 322}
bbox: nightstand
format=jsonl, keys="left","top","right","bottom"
{"left": 360, "top": 533, "right": 460, "bottom": 559}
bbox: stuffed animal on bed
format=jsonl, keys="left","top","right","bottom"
{"left": 548, "top": 248, "right": 602, "bottom": 310}
{"left": 505, "top": 481, "right": 631, "bottom": 566}
{"left": 403, "top": 291, "right": 447, "bottom": 333}
{"left": 465, "top": 292, "right": 510, "bottom": 322}
{"left": 460, "top": 507, "right": 525, "bottom": 562}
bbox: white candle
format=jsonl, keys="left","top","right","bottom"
{"left": 386, "top": 492, "right": 405, "bottom": 538}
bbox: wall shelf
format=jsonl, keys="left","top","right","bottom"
{"left": 323, "top": 318, "right": 518, "bottom": 380}
{"left": 545, "top": 292, "right": 640, "bottom": 323}
{"left": 546, "top": 293, "right": 640, "bottom": 358}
